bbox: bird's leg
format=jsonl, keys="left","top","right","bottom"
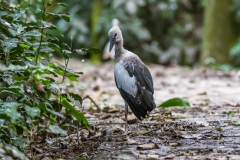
{"left": 136, "top": 118, "right": 139, "bottom": 131}
{"left": 125, "top": 102, "right": 128, "bottom": 133}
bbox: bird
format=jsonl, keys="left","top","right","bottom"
{"left": 108, "top": 26, "right": 156, "bottom": 133}
{"left": 103, "top": 19, "right": 119, "bottom": 60}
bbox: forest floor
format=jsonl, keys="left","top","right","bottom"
{"left": 34, "top": 59, "right": 240, "bottom": 160}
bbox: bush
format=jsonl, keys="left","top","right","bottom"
{"left": 0, "top": 0, "right": 98, "bottom": 158}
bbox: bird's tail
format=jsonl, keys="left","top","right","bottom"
{"left": 119, "top": 88, "right": 156, "bottom": 120}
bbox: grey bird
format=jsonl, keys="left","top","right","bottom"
{"left": 103, "top": 19, "right": 119, "bottom": 60}
{"left": 108, "top": 26, "right": 156, "bottom": 132}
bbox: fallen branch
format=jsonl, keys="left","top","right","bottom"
{"left": 83, "top": 95, "right": 101, "bottom": 112}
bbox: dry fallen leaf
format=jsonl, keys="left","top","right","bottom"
{"left": 148, "top": 154, "right": 160, "bottom": 159}
{"left": 112, "top": 125, "right": 124, "bottom": 132}
{"left": 138, "top": 130, "right": 151, "bottom": 135}
{"left": 126, "top": 138, "right": 138, "bottom": 145}
{"left": 215, "top": 126, "right": 222, "bottom": 131}
{"left": 165, "top": 153, "right": 176, "bottom": 159}
{"left": 169, "top": 142, "right": 181, "bottom": 147}
{"left": 42, "top": 157, "right": 53, "bottom": 160}
{"left": 172, "top": 112, "right": 187, "bottom": 119}
{"left": 137, "top": 143, "right": 159, "bottom": 150}
{"left": 127, "top": 115, "right": 137, "bottom": 124}
{"left": 100, "top": 114, "right": 112, "bottom": 119}
{"left": 181, "top": 133, "right": 202, "bottom": 139}
{"left": 107, "top": 108, "right": 119, "bottom": 113}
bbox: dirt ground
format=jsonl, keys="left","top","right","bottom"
{"left": 33, "top": 59, "right": 240, "bottom": 160}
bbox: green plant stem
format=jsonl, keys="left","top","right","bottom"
{"left": 61, "top": 36, "right": 73, "bottom": 83}
{"left": 61, "top": 58, "right": 69, "bottom": 83}
{"left": 58, "top": 43, "right": 71, "bottom": 110}
{"left": 35, "top": 0, "right": 45, "bottom": 65}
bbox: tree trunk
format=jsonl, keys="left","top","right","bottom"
{"left": 90, "top": 0, "right": 102, "bottom": 62}
{"left": 200, "top": 0, "right": 233, "bottom": 65}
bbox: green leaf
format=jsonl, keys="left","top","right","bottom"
{"left": 62, "top": 49, "right": 72, "bottom": 55}
{"left": 14, "top": 124, "right": 24, "bottom": 135}
{"left": 23, "top": 30, "right": 41, "bottom": 37}
{"left": 4, "top": 38, "right": 19, "bottom": 49}
{"left": 0, "top": 130, "right": 11, "bottom": 143}
{"left": 42, "top": 21, "right": 57, "bottom": 29}
{"left": 19, "top": 43, "right": 30, "bottom": 49}
{"left": 81, "top": 48, "right": 101, "bottom": 55}
{"left": 0, "top": 144, "right": 28, "bottom": 159}
{"left": 37, "top": 102, "right": 47, "bottom": 113}
{"left": 13, "top": 9, "right": 27, "bottom": 21}
{"left": 0, "top": 2, "right": 14, "bottom": 12}
{"left": 61, "top": 98, "right": 89, "bottom": 128}
{"left": 227, "top": 111, "right": 235, "bottom": 116}
{"left": 0, "top": 113, "right": 11, "bottom": 121}
{"left": 11, "top": 138, "right": 28, "bottom": 149}
{"left": 67, "top": 75, "right": 78, "bottom": 81}
{"left": 46, "top": 107, "right": 64, "bottom": 118}
{"left": 45, "top": 12, "right": 70, "bottom": 22}
{"left": 58, "top": 3, "right": 68, "bottom": 7}
{"left": 35, "top": 8, "right": 41, "bottom": 13}
{"left": 49, "top": 115, "right": 57, "bottom": 124}
{"left": 25, "top": 106, "right": 41, "bottom": 118}
{"left": 73, "top": 158, "right": 85, "bottom": 160}
{"left": 3, "top": 103, "right": 21, "bottom": 122}
{"left": 75, "top": 71, "right": 83, "bottom": 75}
{"left": 68, "top": 93, "right": 82, "bottom": 104}
{"left": 66, "top": 73, "right": 79, "bottom": 82}
{"left": 74, "top": 49, "right": 86, "bottom": 55}
{"left": 59, "top": 13, "right": 70, "bottom": 22}
{"left": 47, "top": 125, "right": 67, "bottom": 136}
{"left": 235, "top": 121, "right": 240, "bottom": 126}
{"left": 158, "top": 98, "right": 191, "bottom": 109}
{"left": 65, "top": 93, "right": 82, "bottom": 108}
{"left": 47, "top": 0, "right": 52, "bottom": 6}
{"left": 53, "top": 68, "right": 64, "bottom": 76}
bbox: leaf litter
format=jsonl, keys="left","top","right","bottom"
{"left": 29, "top": 59, "right": 240, "bottom": 159}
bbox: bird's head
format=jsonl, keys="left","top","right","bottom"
{"left": 108, "top": 26, "right": 122, "bottom": 52}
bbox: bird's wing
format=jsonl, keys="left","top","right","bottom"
{"left": 114, "top": 60, "right": 156, "bottom": 120}
{"left": 125, "top": 61, "right": 154, "bottom": 94}
{"left": 114, "top": 62, "right": 138, "bottom": 97}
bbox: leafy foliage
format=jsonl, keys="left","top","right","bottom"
{"left": 158, "top": 98, "right": 191, "bottom": 109}
{"left": 0, "top": 0, "right": 98, "bottom": 158}
{"left": 53, "top": 0, "right": 203, "bottom": 64}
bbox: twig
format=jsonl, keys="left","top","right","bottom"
{"left": 76, "top": 123, "right": 81, "bottom": 145}
{"left": 58, "top": 135, "right": 62, "bottom": 158}
{"left": 83, "top": 95, "right": 101, "bottom": 112}
{"left": 29, "top": 128, "right": 34, "bottom": 160}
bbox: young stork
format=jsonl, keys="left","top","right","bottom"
{"left": 103, "top": 19, "right": 119, "bottom": 60}
{"left": 108, "top": 26, "right": 156, "bottom": 132}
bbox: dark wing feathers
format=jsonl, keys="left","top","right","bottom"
{"left": 115, "top": 60, "right": 156, "bottom": 120}
{"left": 126, "top": 64, "right": 154, "bottom": 94}
{"left": 119, "top": 88, "right": 150, "bottom": 120}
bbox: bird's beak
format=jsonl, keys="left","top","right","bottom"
{"left": 109, "top": 37, "right": 115, "bottom": 52}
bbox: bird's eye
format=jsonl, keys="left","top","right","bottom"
{"left": 114, "top": 33, "right": 117, "bottom": 37}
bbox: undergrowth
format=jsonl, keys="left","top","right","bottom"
{"left": 0, "top": 0, "right": 99, "bottom": 159}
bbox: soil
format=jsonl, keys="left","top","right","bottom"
{"left": 31, "top": 59, "right": 240, "bottom": 160}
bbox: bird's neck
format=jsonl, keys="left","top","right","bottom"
{"left": 114, "top": 41, "right": 124, "bottom": 60}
